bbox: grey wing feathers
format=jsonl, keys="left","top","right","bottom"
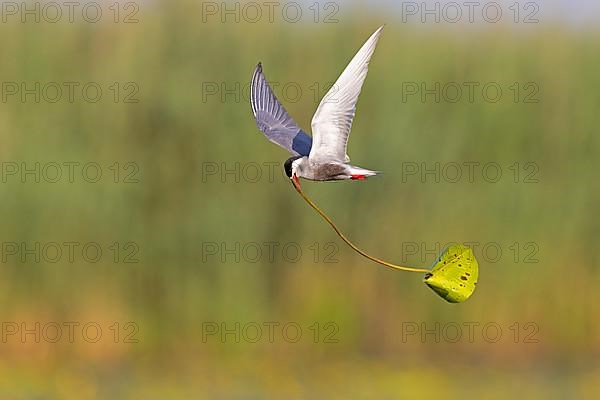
{"left": 250, "top": 63, "right": 312, "bottom": 156}
{"left": 309, "top": 26, "right": 384, "bottom": 164}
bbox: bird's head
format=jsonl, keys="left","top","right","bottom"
{"left": 284, "top": 156, "right": 303, "bottom": 188}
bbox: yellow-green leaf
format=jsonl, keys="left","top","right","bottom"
{"left": 423, "top": 244, "right": 478, "bottom": 303}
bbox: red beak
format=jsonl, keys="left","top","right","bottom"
{"left": 292, "top": 174, "right": 301, "bottom": 189}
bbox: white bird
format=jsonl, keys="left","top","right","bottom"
{"left": 251, "top": 26, "right": 384, "bottom": 188}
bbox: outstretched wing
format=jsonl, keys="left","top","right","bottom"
{"left": 309, "top": 26, "right": 384, "bottom": 163}
{"left": 250, "top": 63, "right": 312, "bottom": 156}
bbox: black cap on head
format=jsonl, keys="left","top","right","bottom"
{"left": 284, "top": 156, "right": 302, "bottom": 178}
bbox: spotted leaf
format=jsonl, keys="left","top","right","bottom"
{"left": 423, "top": 244, "right": 478, "bottom": 303}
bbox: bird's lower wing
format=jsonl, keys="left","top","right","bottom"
{"left": 251, "top": 63, "right": 312, "bottom": 156}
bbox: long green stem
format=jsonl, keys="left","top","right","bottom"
{"left": 291, "top": 180, "right": 430, "bottom": 274}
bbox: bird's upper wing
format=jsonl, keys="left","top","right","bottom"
{"left": 309, "top": 26, "right": 384, "bottom": 163}
{"left": 250, "top": 63, "right": 312, "bottom": 156}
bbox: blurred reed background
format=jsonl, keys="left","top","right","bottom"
{"left": 0, "top": 0, "right": 599, "bottom": 398}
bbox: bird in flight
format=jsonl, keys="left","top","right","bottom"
{"left": 250, "top": 26, "right": 384, "bottom": 188}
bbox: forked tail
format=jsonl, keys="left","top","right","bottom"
{"left": 349, "top": 166, "right": 380, "bottom": 180}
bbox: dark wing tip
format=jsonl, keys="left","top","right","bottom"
{"left": 252, "top": 63, "right": 263, "bottom": 84}
{"left": 251, "top": 62, "right": 265, "bottom": 115}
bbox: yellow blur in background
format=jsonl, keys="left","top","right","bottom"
{"left": 0, "top": 0, "right": 599, "bottom": 398}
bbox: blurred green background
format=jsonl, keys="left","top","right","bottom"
{"left": 0, "top": 0, "right": 599, "bottom": 398}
